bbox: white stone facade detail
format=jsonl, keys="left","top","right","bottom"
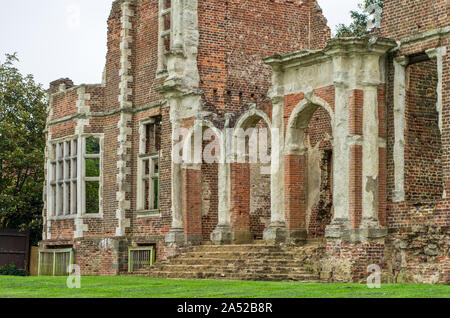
{"left": 393, "top": 56, "right": 408, "bottom": 203}
{"left": 116, "top": 113, "right": 132, "bottom": 237}
{"left": 115, "top": 1, "right": 134, "bottom": 237}
{"left": 118, "top": 2, "right": 134, "bottom": 109}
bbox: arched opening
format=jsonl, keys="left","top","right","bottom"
{"left": 285, "top": 97, "right": 333, "bottom": 240}
{"left": 231, "top": 109, "right": 272, "bottom": 242}
{"left": 182, "top": 121, "right": 222, "bottom": 243}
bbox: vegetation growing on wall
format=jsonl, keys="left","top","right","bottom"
{"left": 335, "top": 0, "right": 384, "bottom": 37}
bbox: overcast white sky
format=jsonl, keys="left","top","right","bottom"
{"left": 0, "top": 0, "right": 359, "bottom": 88}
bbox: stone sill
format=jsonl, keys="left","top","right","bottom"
{"left": 48, "top": 214, "right": 103, "bottom": 221}
{"left": 136, "top": 210, "right": 161, "bottom": 219}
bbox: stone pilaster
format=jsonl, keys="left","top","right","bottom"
{"left": 165, "top": 118, "right": 185, "bottom": 245}
{"left": 211, "top": 117, "right": 232, "bottom": 245}
{"left": 360, "top": 81, "right": 385, "bottom": 238}
{"left": 74, "top": 86, "right": 91, "bottom": 239}
{"left": 264, "top": 65, "right": 287, "bottom": 244}
{"left": 426, "top": 47, "right": 447, "bottom": 198}
{"left": 325, "top": 77, "right": 351, "bottom": 238}
{"left": 392, "top": 56, "right": 408, "bottom": 202}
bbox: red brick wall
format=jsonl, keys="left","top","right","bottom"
{"left": 405, "top": 60, "right": 442, "bottom": 204}
{"left": 348, "top": 89, "right": 364, "bottom": 136}
{"left": 132, "top": 0, "right": 165, "bottom": 107}
{"left": 182, "top": 168, "right": 203, "bottom": 238}
{"left": 201, "top": 164, "right": 219, "bottom": 241}
{"left": 230, "top": 163, "right": 251, "bottom": 237}
{"left": 198, "top": 0, "right": 330, "bottom": 115}
{"left": 326, "top": 240, "right": 386, "bottom": 282}
{"left": 349, "top": 145, "right": 363, "bottom": 229}
{"left": 285, "top": 155, "right": 306, "bottom": 232}
{"left": 381, "top": 0, "right": 448, "bottom": 40}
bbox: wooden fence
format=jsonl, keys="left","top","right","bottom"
{"left": 0, "top": 229, "right": 30, "bottom": 271}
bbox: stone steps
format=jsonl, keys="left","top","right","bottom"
{"left": 191, "top": 245, "right": 281, "bottom": 252}
{"left": 166, "top": 258, "right": 310, "bottom": 266}
{"left": 156, "top": 264, "right": 314, "bottom": 274}
{"left": 127, "top": 243, "right": 324, "bottom": 282}
{"left": 148, "top": 271, "right": 320, "bottom": 282}
{"left": 184, "top": 251, "right": 297, "bottom": 259}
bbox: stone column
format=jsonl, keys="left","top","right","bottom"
{"left": 171, "top": 0, "right": 183, "bottom": 50}
{"left": 264, "top": 95, "right": 288, "bottom": 244}
{"left": 165, "top": 119, "right": 185, "bottom": 244}
{"left": 359, "top": 54, "right": 386, "bottom": 238}
{"left": 393, "top": 56, "right": 408, "bottom": 202}
{"left": 211, "top": 121, "right": 232, "bottom": 245}
{"left": 325, "top": 77, "right": 351, "bottom": 238}
{"left": 359, "top": 83, "right": 385, "bottom": 237}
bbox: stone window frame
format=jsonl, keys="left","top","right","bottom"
{"left": 48, "top": 137, "right": 78, "bottom": 218}
{"left": 136, "top": 118, "right": 161, "bottom": 218}
{"left": 393, "top": 48, "right": 446, "bottom": 202}
{"left": 47, "top": 134, "right": 104, "bottom": 220}
{"left": 156, "top": 0, "right": 172, "bottom": 77}
{"left": 82, "top": 134, "right": 103, "bottom": 216}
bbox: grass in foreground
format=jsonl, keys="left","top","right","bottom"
{"left": 0, "top": 276, "right": 448, "bottom": 298}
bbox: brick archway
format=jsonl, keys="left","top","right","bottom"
{"left": 284, "top": 95, "right": 334, "bottom": 242}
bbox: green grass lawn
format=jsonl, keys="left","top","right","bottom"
{"left": 0, "top": 276, "right": 448, "bottom": 298}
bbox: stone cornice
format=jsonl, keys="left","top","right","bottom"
{"left": 397, "top": 26, "right": 450, "bottom": 48}
{"left": 47, "top": 101, "right": 164, "bottom": 126}
{"left": 264, "top": 50, "right": 327, "bottom": 69}
{"left": 264, "top": 37, "right": 397, "bottom": 71}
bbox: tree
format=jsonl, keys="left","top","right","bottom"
{"left": 0, "top": 53, "right": 47, "bottom": 245}
{"left": 335, "top": 0, "right": 384, "bottom": 37}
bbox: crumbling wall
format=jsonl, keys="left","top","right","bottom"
{"left": 385, "top": 220, "right": 449, "bottom": 284}
{"left": 405, "top": 59, "right": 442, "bottom": 204}
{"left": 305, "top": 107, "right": 333, "bottom": 238}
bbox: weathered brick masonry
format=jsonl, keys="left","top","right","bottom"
{"left": 41, "top": 0, "right": 448, "bottom": 283}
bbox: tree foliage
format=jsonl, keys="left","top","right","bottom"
{"left": 335, "top": 0, "right": 384, "bottom": 37}
{"left": 0, "top": 53, "right": 47, "bottom": 245}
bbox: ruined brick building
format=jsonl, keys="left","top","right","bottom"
{"left": 40, "top": 0, "right": 449, "bottom": 284}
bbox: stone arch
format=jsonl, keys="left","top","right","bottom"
{"left": 284, "top": 94, "right": 334, "bottom": 241}
{"left": 234, "top": 107, "right": 272, "bottom": 132}
{"left": 230, "top": 107, "right": 272, "bottom": 242}
{"left": 285, "top": 95, "right": 334, "bottom": 154}
{"left": 182, "top": 119, "right": 223, "bottom": 164}
{"left": 233, "top": 107, "right": 272, "bottom": 164}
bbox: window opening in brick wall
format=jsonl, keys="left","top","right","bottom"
{"left": 49, "top": 139, "right": 78, "bottom": 217}
{"left": 405, "top": 57, "right": 443, "bottom": 204}
{"left": 38, "top": 248, "right": 73, "bottom": 276}
{"left": 137, "top": 117, "right": 162, "bottom": 216}
{"left": 84, "top": 136, "right": 101, "bottom": 214}
{"left": 47, "top": 135, "right": 103, "bottom": 218}
{"left": 128, "top": 246, "right": 155, "bottom": 272}
{"left": 157, "top": 0, "right": 172, "bottom": 75}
